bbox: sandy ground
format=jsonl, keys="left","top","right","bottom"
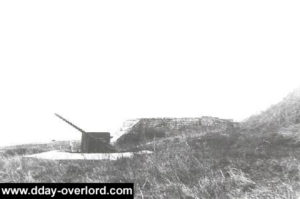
{"left": 24, "top": 150, "right": 152, "bottom": 160}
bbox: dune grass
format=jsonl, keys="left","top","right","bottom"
{"left": 0, "top": 130, "right": 299, "bottom": 198}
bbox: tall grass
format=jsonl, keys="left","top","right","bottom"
{"left": 0, "top": 131, "right": 299, "bottom": 198}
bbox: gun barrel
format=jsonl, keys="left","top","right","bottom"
{"left": 55, "top": 113, "right": 86, "bottom": 134}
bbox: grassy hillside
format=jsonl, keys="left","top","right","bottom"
{"left": 0, "top": 130, "right": 299, "bottom": 198}
{"left": 244, "top": 88, "right": 300, "bottom": 132}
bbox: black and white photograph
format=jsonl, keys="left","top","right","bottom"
{"left": 0, "top": 1, "right": 300, "bottom": 198}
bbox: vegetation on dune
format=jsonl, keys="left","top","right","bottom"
{"left": 0, "top": 129, "right": 299, "bottom": 198}
{"left": 244, "top": 88, "right": 300, "bottom": 132}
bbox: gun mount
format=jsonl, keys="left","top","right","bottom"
{"left": 55, "top": 113, "right": 115, "bottom": 153}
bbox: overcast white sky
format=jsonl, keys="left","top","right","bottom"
{"left": 0, "top": 0, "right": 300, "bottom": 146}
